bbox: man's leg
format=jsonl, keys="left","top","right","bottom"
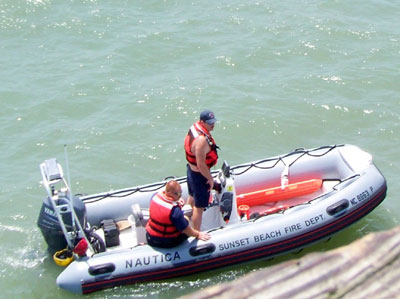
{"left": 187, "top": 195, "right": 194, "bottom": 208}
{"left": 192, "top": 206, "right": 204, "bottom": 231}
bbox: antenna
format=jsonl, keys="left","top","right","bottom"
{"left": 63, "top": 144, "right": 77, "bottom": 232}
{"left": 64, "top": 144, "right": 73, "bottom": 197}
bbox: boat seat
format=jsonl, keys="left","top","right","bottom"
{"left": 131, "top": 204, "right": 147, "bottom": 227}
{"left": 130, "top": 204, "right": 148, "bottom": 244}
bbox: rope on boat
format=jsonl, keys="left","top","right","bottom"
{"left": 82, "top": 144, "right": 344, "bottom": 203}
{"left": 231, "top": 144, "right": 342, "bottom": 176}
{"left": 82, "top": 176, "right": 189, "bottom": 203}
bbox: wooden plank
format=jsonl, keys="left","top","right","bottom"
{"left": 116, "top": 220, "right": 131, "bottom": 231}
{"left": 182, "top": 225, "right": 400, "bottom": 299}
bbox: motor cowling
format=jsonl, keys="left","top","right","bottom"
{"left": 37, "top": 195, "right": 87, "bottom": 252}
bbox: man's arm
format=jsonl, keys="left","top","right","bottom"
{"left": 170, "top": 207, "right": 210, "bottom": 241}
{"left": 182, "top": 224, "right": 211, "bottom": 241}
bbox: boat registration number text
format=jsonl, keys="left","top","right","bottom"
{"left": 350, "top": 187, "right": 373, "bottom": 206}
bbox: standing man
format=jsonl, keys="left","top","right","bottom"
{"left": 184, "top": 110, "right": 219, "bottom": 231}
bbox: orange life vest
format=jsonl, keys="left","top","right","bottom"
{"left": 146, "top": 192, "right": 181, "bottom": 238}
{"left": 184, "top": 121, "right": 219, "bottom": 168}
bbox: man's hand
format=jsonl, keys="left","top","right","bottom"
{"left": 207, "top": 177, "right": 214, "bottom": 191}
{"left": 197, "top": 231, "right": 211, "bottom": 241}
{"left": 177, "top": 198, "right": 186, "bottom": 207}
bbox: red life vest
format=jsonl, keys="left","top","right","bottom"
{"left": 184, "top": 121, "right": 219, "bottom": 168}
{"left": 146, "top": 192, "right": 181, "bottom": 238}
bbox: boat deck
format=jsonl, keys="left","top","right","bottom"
{"left": 92, "top": 180, "right": 340, "bottom": 254}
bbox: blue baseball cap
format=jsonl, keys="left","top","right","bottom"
{"left": 200, "top": 110, "right": 217, "bottom": 125}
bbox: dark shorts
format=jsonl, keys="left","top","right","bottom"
{"left": 146, "top": 232, "right": 188, "bottom": 248}
{"left": 186, "top": 164, "right": 210, "bottom": 208}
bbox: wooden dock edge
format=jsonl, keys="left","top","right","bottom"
{"left": 181, "top": 225, "right": 400, "bottom": 299}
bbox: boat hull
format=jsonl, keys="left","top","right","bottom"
{"left": 38, "top": 145, "right": 387, "bottom": 294}
{"left": 78, "top": 183, "right": 386, "bottom": 294}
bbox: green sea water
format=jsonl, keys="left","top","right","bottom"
{"left": 0, "top": 0, "right": 399, "bottom": 298}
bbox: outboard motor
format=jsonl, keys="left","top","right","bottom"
{"left": 37, "top": 194, "right": 86, "bottom": 252}
{"left": 201, "top": 161, "right": 240, "bottom": 230}
{"left": 37, "top": 159, "right": 88, "bottom": 253}
{"left": 218, "top": 161, "right": 240, "bottom": 224}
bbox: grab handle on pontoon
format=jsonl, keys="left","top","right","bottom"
{"left": 327, "top": 199, "right": 350, "bottom": 216}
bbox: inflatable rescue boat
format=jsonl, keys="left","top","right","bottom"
{"left": 37, "top": 144, "right": 387, "bottom": 294}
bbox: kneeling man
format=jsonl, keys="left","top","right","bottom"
{"left": 146, "top": 180, "right": 211, "bottom": 248}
